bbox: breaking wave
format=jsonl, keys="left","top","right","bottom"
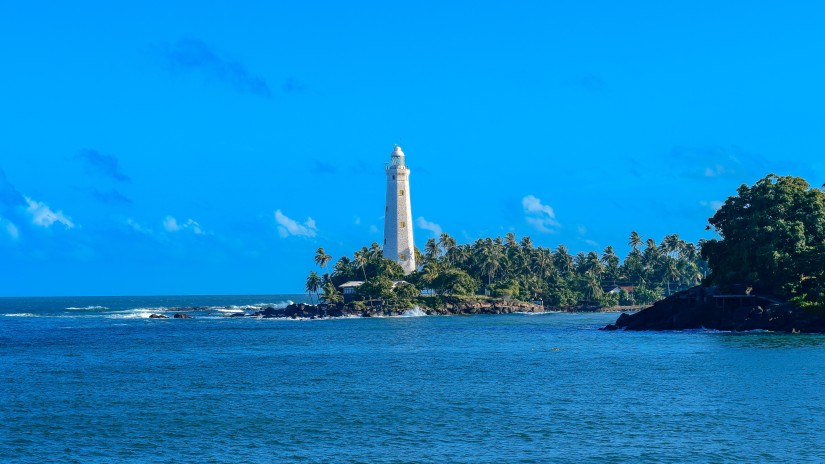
{"left": 400, "top": 306, "right": 427, "bottom": 317}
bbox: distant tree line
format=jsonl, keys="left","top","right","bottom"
{"left": 307, "top": 231, "right": 708, "bottom": 309}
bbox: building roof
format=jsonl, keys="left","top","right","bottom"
{"left": 606, "top": 285, "right": 635, "bottom": 293}
{"left": 338, "top": 280, "right": 410, "bottom": 288}
{"left": 338, "top": 281, "right": 365, "bottom": 288}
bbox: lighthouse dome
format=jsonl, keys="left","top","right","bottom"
{"left": 390, "top": 145, "right": 405, "bottom": 166}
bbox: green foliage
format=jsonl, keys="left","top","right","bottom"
{"left": 597, "top": 292, "right": 620, "bottom": 308}
{"left": 702, "top": 174, "right": 825, "bottom": 303}
{"left": 394, "top": 282, "right": 420, "bottom": 300}
{"left": 491, "top": 279, "right": 520, "bottom": 299}
{"left": 305, "top": 271, "right": 322, "bottom": 304}
{"left": 617, "top": 289, "right": 635, "bottom": 306}
{"left": 632, "top": 283, "right": 663, "bottom": 305}
{"left": 546, "top": 286, "right": 580, "bottom": 308}
{"left": 357, "top": 275, "right": 395, "bottom": 302}
{"left": 431, "top": 268, "right": 479, "bottom": 296}
{"left": 321, "top": 226, "right": 708, "bottom": 309}
{"left": 320, "top": 281, "right": 343, "bottom": 304}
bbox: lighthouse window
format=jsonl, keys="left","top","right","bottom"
{"left": 392, "top": 175, "right": 395, "bottom": 179}
{"left": 399, "top": 189, "right": 405, "bottom": 196}
{"left": 400, "top": 253, "right": 407, "bottom": 261}
{"left": 400, "top": 221, "right": 406, "bottom": 228}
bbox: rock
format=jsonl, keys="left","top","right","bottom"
{"left": 173, "top": 313, "right": 192, "bottom": 319}
{"left": 149, "top": 314, "right": 167, "bottom": 319}
{"left": 605, "top": 285, "right": 825, "bottom": 334}
{"left": 228, "top": 312, "right": 246, "bottom": 317}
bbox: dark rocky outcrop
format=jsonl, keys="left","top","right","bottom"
{"left": 149, "top": 313, "right": 167, "bottom": 319}
{"left": 423, "top": 298, "right": 543, "bottom": 316}
{"left": 173, "top": 313, "right": 192, "bottom": 319}
{"left": 229, "top": 299, "right": 544, "bottom": 320}
{"left": 603, "top": 286, "right": 825, "bottom": 333}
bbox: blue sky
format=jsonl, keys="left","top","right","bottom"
{"left": 1, "top": 1, "right": 824, "bottom": 296}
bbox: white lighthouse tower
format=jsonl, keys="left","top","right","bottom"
{"left": 384, "top": 145, "right": 416, "bottom": 274}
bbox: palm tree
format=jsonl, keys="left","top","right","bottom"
{"left": 421, "top": 261, "right": 440, "bottom": 292}
{"left": 305, "top": 271, "right": 322, "bottom": 304}
{"left": 531, "top": 248, "right": 553, "bottom": 280}
{"left": 321, "top": 281, "right": 343, "bottom": 304}
{"left": 520, "top": 236, "right": 534, "bottom": 250}
{"left": 353, "top": 251, "right": 368, "bottom": 281}
{"left": 314, "top": 247, "right": 332, "bottom": 275}
{"left": 664, "top": 258, "right": 680, "bottom": 295}
{"left": 368, "top": 243, "right": 382, "bottom": 260}
{"left": 333, "top": 256, "right": 351, "bottom": 275}
{"left": 480, "top": 239, "right": 504, "bottom": 286}
{"left": 424, "top": 237, "right": 441, "bottom": 265}
{"left": 438, "top": 232, "right": 456, "bottom": 264}
{"left": 660, "top": 234, "right": 681, "bottom": 259}
{"left": 629, "top": 231, "right": 642, "bottom": 251}
{"left": 585, "top": 269, "right": 603, "bottom": 303}
{"left": 414, "top": 246, "right": 424, "bottom": 270}
{"left": 504, "top": 232, "right": 518, "bottom": 249}
{"left": 554, "top": 245, "right": 574, "bottom": 277}
{"left": 601, "top": 245, "right": 619, "bottom": 283}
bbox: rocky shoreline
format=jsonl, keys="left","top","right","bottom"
{"left": 148, "top": 298, "right": 545, "bottom": 319}
{"left": 602, "top": 286, "right": 825, "bottom": 334}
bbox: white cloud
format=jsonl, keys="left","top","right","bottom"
{"left": 699, "top": 200, "right": 724, "bottom": 211}
{"left": 585, "top": 239, "right": 599, "bottom": 247}
{"left": 704, "top": 165, "right": 727, "bottom": 177}
{"left": 522, "top": 195, "right": 560, "bottom": 233}
{"left": 186, "top": 219, "right": 204, "bottom": 235}
{"left": 163, "top": 215, "right": 205, "bottom": 235}
{"left": 274, "top": 209, "right": 317, "bottom": 238}
{"left": 0, "top": 216, "right": 19, "bottom": 240}
{"left": 163, "top": 216, "right": 181, "bottom": 232}
{"left": 354, "top": 216, "right": 361, "bottom": 225}
{"left": 369, "top": 224, "right": 379, "bottom": 234}
{"left": 416, "top": 216, "right": 442, "bottom": 237}
{"left": 24, "top": 197, "right": 75, "bottom": 229}
{"left": 127, "top": 218, "right": 153, "bottom": 234}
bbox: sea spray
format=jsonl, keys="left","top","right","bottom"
{"left": 400, "top": 305, "right": 427, "bottom": 317}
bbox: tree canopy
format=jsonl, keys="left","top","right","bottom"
{"left": 701, "top": 174, "right": 825, "bottom": 303}
{"left": 312, "top": 228, "right": 706, "bottom": 309}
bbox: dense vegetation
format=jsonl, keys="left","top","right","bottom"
{"left": 307, "top": 231, "right": 707, "bottom": 309}
{"left": 702, "top": 174, "right": 825, "bottom": 308}
{"left": 305, "top": 173, "right": 825, "bottom": 311}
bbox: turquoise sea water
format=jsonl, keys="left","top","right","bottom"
{"left": 2, "top": 295, "right": 825, "bottom": 463}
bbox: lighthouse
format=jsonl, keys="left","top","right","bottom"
{"left": 384, "top": 145, "right": 416, "bottom": 274}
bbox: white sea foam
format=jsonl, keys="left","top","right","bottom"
{"left": 251, "top": 301, "right": 293, "bottom": 309}
{"left": 65, "top": 306, "right": 109, "bottom": 311}
{"left": 3, "top": 313, "right": 38, "bottom": 317}
{"left": 105, "top": 307, "right": 167, "bottom": 319}
{"left": 210, "top": 301, "right": 293, "bottom": 313}
{"left": 400, "top": 306, "right": 427, "bottom": 317}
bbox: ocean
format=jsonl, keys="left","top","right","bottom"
{"left": 2, "top": 295, "right": 824, "bottom": 463}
